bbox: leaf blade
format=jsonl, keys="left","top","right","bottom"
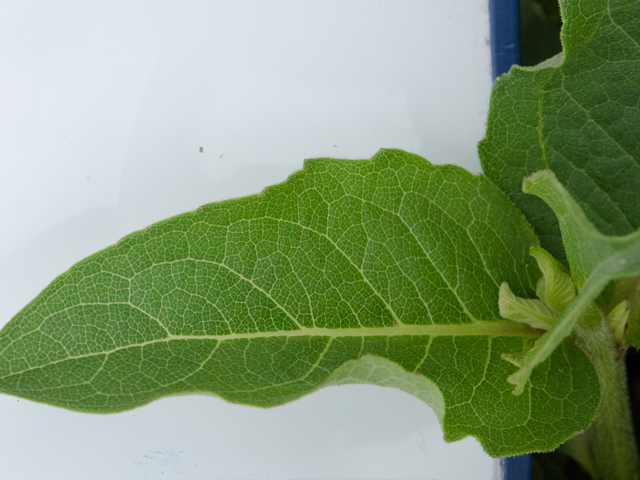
{"left": 0, "top": 149, "right": 598, "bottom": 455}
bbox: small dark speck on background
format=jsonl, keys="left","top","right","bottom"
{"left": 220, "top": 154, "right": 223, "bottom": 159}
{"left": 199, "top": 147, "right": 203, "bottom": 153}
{"left": 333, "top": 145, "right": 337, "bottom": 148}
{"left": 86, "top": 177, "right": 90, "bottom": 180}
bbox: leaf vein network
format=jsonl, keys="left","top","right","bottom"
{"left": 546, "top": 144, "right": 635, "bottom": 230}
{"left": 262, "top": 216, "right": 403, "bottom": 326}
{"left": 354, "top": 195, "right": 483, "bottom": 322}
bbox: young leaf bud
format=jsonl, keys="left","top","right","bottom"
{"left": 498, "top": 282, "right": 555, "bottom": 330}
{"left": 609, "top": 300, "right": 630, "bottom": 345}
{"left": 530, "top": 246, "right": 576, "bottom": 312}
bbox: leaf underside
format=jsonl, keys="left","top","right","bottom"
{"left": 0, "top": 149, "right": 598, "bottom": 456}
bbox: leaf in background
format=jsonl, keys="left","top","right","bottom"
{"left": 479, "top": 0, "right": 640, "bottom": 267}
{"left": 0, "top": 149, "right": 598, "bottom": 456}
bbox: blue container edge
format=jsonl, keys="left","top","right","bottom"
{"left": 488, "top": 0, "right": 529, "bottom": 476}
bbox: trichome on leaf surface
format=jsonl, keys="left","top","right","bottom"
{"left": 2, "top": 0, "right": 640, "bottom": 479}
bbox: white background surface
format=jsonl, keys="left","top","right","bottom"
{"left": 0, "top": 1, "right": 496, "bottom": 478}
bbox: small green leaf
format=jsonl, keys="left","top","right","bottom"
{"left": 499, "top": 281, "right": 555, "bottom": 330}
{"left": 0, "top": 150, "right": 598, "bottom": 456}
{"left": 523, "top": 171, "right": 620, "bottom": 291}
{"left": 498, "top": 245, "right": 577, "bottom": 333}
{"left": 479, "top": 0, "right": 640, "bottom": 266}
{"left": 503, "top": 170, "right": 640, "bottom": 393}
{"left": 609, "top": 300, "right": 630, "bottom": 344}
{"left": 530, "top": 246, "right": 576, "bottom": 312}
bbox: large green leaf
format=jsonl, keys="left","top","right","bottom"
{"left": 479, "top": 0, "right": 640, "bottom": 267}
{"left": 0, "top": 149, "right": 598, "bottom": 456}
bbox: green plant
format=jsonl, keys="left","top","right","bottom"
{"left": 1, "top": 0, "right": 639, "bottom": 478}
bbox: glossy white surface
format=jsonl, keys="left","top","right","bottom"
{"left": 0, "top": 1, "right": 495, "bottom": 478}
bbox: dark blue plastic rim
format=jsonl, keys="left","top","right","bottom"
{"left": 489, "top": 0, "right": 521, "bottom": 79}
{"left": 504, "top": 455, "right": 532, "bottom": 480}
{"left": 489, "top": 0, "right": 530, "bottom": 477}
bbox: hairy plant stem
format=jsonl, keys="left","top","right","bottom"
{"left": 575, "top": 322, "right": 639, "bottom": 480}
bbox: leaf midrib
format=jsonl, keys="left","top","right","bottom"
{"left": 0, "top": 320, "right": 539, "bottom": 382}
